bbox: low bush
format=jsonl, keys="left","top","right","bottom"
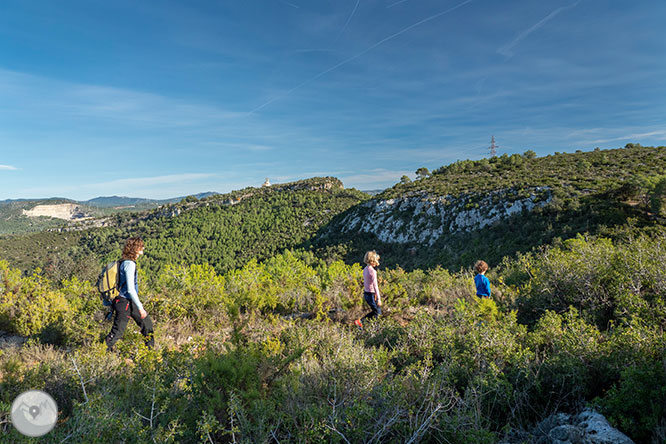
{"left": 1, "top": 233, "right": 665, "bottom": 441}
{"left": 506, "top": 234, "right": 666, "bottom": 328}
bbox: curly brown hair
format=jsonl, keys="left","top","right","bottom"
{"left": 121, "top": 237, "right": 145, "bottom": 261}
{"left": 474, "top": 260, "right": 488, "bottom": 273}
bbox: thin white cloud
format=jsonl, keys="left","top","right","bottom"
{"left": 66, "top": 85, "right": 246, "bottom": 126}
{"left": 266, "top": 169, "right": 356, "bottom": 184}
{"left": 481, "top": 125, "right": 666, "bottom": 157}
{"left": 246, "top": 145, "right": 274, "bottom": 152}
{"left": 498, "top": 1, "right": 582, "bottom": 58}
{"left": 199, "top": 141, "right": 274, "bottom": 152}
{"left": 0, "top": 164, "right": 18, "bottom": 170}
{"left": 250, "top": 0, "right": 474, "bottom": 113}
{"left": 95, "top": 173, "right": 216, "bottom": 188}
{"left": 11, "top": 172, "right": 250, "bottom": 201}
{"left": 0, "top": 68, "right": 246, "bottom": 130}
{"left": 341, "top": 168, "right": 413, "bottom": 187}
{"left": 575, "top": 130, "right": 666, "bottom": 146}
{"left": 276, "top": 0, "right": 299, "bottom": 8}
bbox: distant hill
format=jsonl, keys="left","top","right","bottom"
{"left": 83, "top": 192, "right": 218, "bottom": 208}
{"left": 0, "top": 177, "right": 368, "bottom": 281}
{"left": 315, "top": 144, "right": 666, "bottom": 270}
{"left": 2, "top": 145, "right": 666, "bottom": 279}
{"left": 0, "top": 197, "right": 73, "bottom": 206}
{"left": 82, "top": 196, "right": 162, "bottom": 208}
{"left": 361, "top": 189, "right": 384, "bottom": 196}
{"left": 0, "top": 199, "right": 98, "bottom": 235}
{"left": 0, "top": 192, "right": 221, "bottom": 235}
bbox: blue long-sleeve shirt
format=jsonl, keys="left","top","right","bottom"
{"left": 474, "top": 274, "right": 491, "bottom": 297}
{"left": 118, "top": 260, "right": 143, "bottom": 311}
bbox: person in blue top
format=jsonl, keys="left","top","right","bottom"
{"left": 105, "top": 237, "right": 154, "bottom": 351}
{"left": 474, "top": 260, "right": 491, "bottom": 298}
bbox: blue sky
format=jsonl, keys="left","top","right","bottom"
{"left": 1, "top": 0, "right": 665, "bottom": 200}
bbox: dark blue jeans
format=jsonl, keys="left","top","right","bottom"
{"left": 361, "top": 291, "right": 382, "bottom": 321}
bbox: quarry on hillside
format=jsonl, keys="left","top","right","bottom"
{"left": 22, "top": 203, "right": 90, "bottom": 220}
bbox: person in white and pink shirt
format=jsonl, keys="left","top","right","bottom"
{"left": 355, "top": 250, "right": 382, "bottom": 329}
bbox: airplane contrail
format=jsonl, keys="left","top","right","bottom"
{"left": 387, "top": 0, "right": 411, "bottom": 8}
{"left": 329, "top": 0, "right": 362, "bottom": 47}
{"left": 339, "top": 0, "right": 361, "bottom": 36}
{"left": 249, "top": 0, "right": 474, "bottom": 114}
{"left": 497, "top": 1, "right": 582, "bottom": 58}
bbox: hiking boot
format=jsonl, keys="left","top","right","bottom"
{"left": 354, "top": 319, "right": 363, "bottom": 329}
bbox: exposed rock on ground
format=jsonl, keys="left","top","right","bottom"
{"left": 501, "top": 409, "right": 634, "bottom": 444}
{"left": 0, "top": 330, "right": 27, "bottom": 349}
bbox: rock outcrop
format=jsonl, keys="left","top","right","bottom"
{"left": 501, "top": 409, "right": 634, "bottom": 444}
{"left": 0, "top": 330, "right": 27, "bottom": 349}
{"left": 336, "top": 187, "right": 552, "bottom": 245}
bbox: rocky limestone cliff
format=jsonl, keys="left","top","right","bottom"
{"left": 336, "top": 187, "right": 552, "bottom": 245}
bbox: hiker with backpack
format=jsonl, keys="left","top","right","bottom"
{"left": 104, "top": 237, "right": 154, "bottom": 351}
{"left": 354, "top": 250, "right": 382, "bottom": 329}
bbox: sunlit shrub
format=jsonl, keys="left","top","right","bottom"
{"left": 507, "top": 234, "right": 666, "bottom": 328}
{"left": 263, "top": 249, "right": 321, "bottom": 312}
{"left": 0, "top": 268, "right": 71, "bottom": 338}
{"left": 152, "top": 263, "right": 228, "bottom": 321}
{"left": 317, "top": 259, "right": 363, "bottom": 310}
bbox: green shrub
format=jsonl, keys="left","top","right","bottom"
{"left": 599, "top": 359, "right": 666, "bottom": 442}
{"left": 0, "top": 266, "right": 70, "bottom": 338}
{"left": 318, "top": 259, "right": 363, "bottom": 310}
{"left": 507, "top": 234, "right": 666, "bottom": 328}
{"left": 526, "top": 308, "right": 604, "bottom": 408}
{"left": 152, "top": 263, "right": 228, "bottom": 322}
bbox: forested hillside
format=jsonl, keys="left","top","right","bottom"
{"left": 0, "top": 177, "right": 368, "bottom": 282}
{"left": 2, "top": 146, "right": 666, "bottom": 283}
{"left": 317, "top": 144, "right": 666, "bottom": 271}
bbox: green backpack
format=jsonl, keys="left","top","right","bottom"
{"left": 97, "top": 261, "right": 120, "bottom": 306}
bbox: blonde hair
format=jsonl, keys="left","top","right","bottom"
{"left": 364, "top": 250, "right": 380, "bottom": 266}
{"left": 121, "top": 237, "right": 145, "bottom": 261}
{"left": 474, "top": 260, "right": 488, "bottom": 273}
